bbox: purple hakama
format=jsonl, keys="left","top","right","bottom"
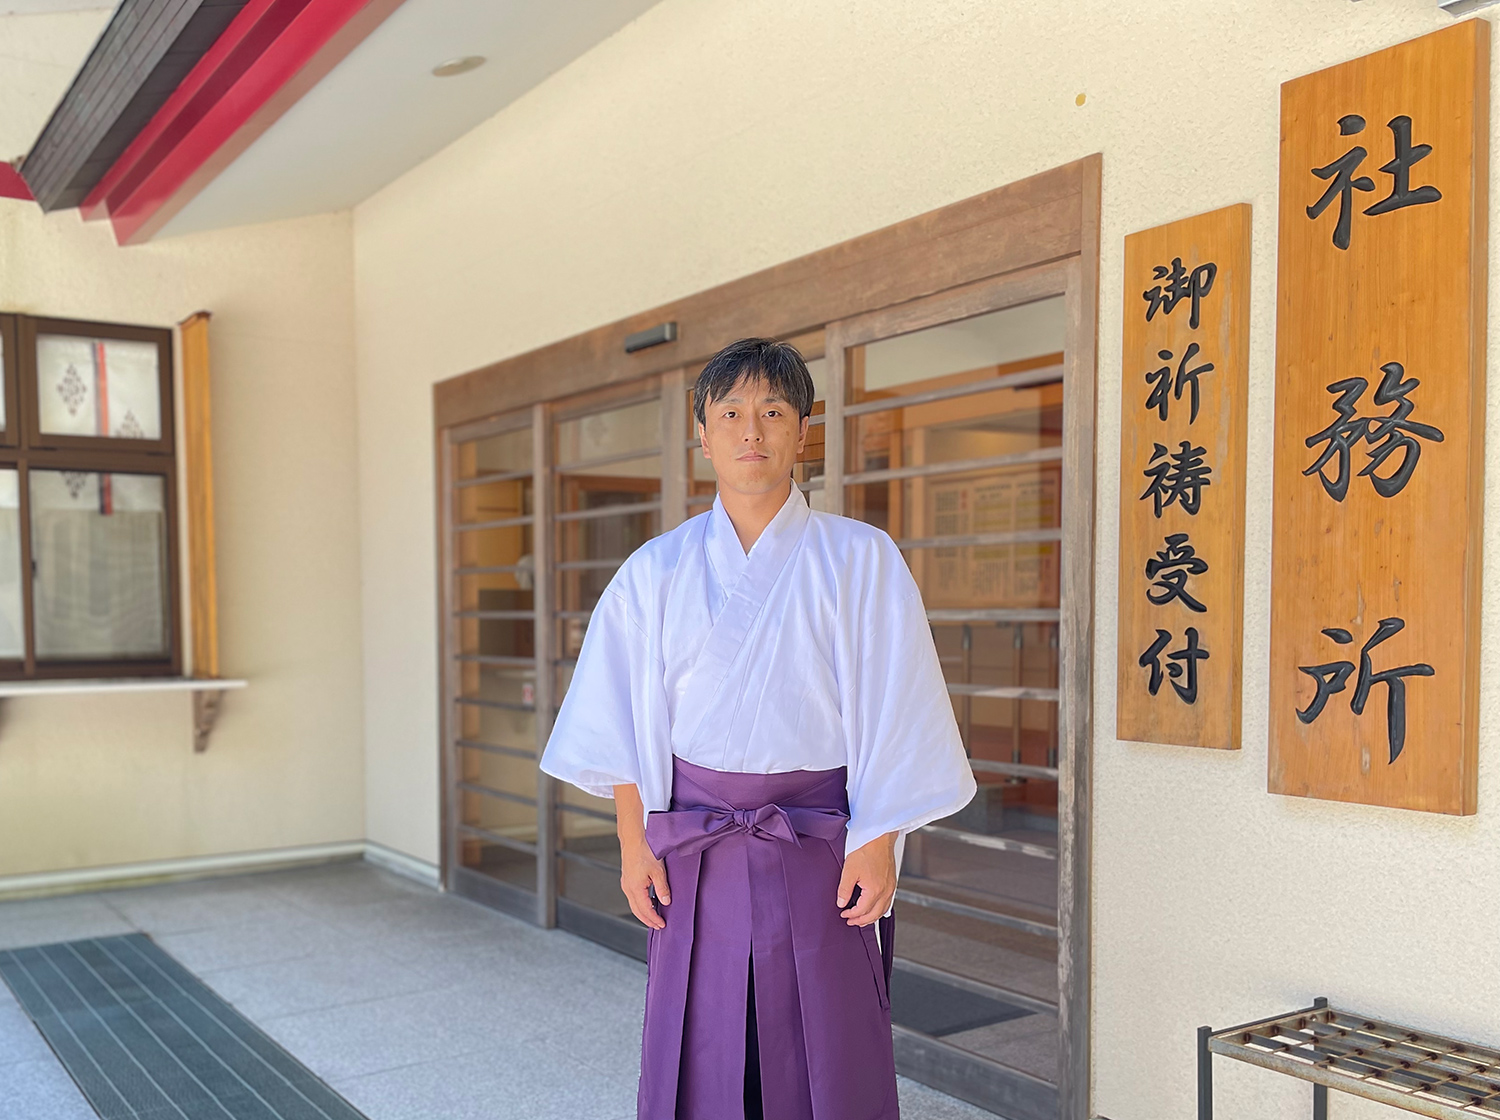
{"left": 639, "top": 755, "right": 899, "bottom": 1120}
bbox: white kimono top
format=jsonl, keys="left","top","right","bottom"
{"left": 539, "top": 484, "right": 977, "bottom": 868}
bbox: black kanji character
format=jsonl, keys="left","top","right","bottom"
{"left": 1143, "top": 258, "right": 1217, "bottom": 329}
{"left": 1144, "top": 532, "right": 1208, "bottom": 613}
{"left": 1308, "top": 114, "right": 1442, "bottom": 250}
{"left": 1139, "top": 627, "right": 1208, "bottom": 704}
{"left": 1140, "top": 441, "right": 1212, "bottom": 517}
{"left": 1303, "top": 361, "right": 1444, "bottom": 501}
{"left": 1295, "top": 617, "right": 1433, "bottom": 764}
{"left": 1145, "top": 341, "right": 1214, "bottom": 424}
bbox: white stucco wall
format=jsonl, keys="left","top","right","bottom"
{"left": 0, "top": 194, "right": 367, "bottom": 877}
{"left": 0, "top": 195, "right": 367, "bottom": 877}
{"left": 0, "top": 6, "right": 366, "bottom": 876}
{"left": 352, "top": 2, "right": 1499, "bottom": 1117}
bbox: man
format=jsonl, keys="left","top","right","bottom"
{"left": 540, "top": 338, "right": 976, "bottom": 1120}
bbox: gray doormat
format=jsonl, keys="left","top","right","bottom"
{"left": 888, "top": 967, "right": 1036, "bottom": 1037}
{"left": 0, "top": 932, "right": 367, "bottom": 1120}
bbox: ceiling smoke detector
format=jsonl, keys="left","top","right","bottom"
{"left": 432, "top": 56, "right": 486, "bottom": 78}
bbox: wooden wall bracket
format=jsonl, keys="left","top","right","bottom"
{"left": 0, "top": 677, "right": 247, "bottom": 751}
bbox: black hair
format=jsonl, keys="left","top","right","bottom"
{"left": 692, "top": 338, "right": 814, "bottom": 430}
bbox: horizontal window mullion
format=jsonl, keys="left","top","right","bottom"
{"left": 969, "top": 758, "right": 1059, "bottom": 781}
{"left": 897, "top": 528, "right": 1062, "bottom": 551}
{"left": 844, "top": 363, "right": 1063, "bottom": 418}
{"left": 0, "top": 447, "right": 177, "bottom": 471}
{"left": 454, "top": 695, "right": 535, "bottom": 713}
{"left": 917, "top": 823, "right": 1057, "bottom": 860}
{"left": 551, "top": 390, "right": 662, "bottom": 425}
{"left": 455, "top": 738, "right": 537, "bottom": 761}
{"left": 845, "top": 445, "right": 1063, "bottom": 487}
{"left": 455, "top": 513, "right": 534, "bottom": 533}
{"left": 454, "top": 654, "right": 536, "bottom": 668}
{"left": 456, "top": 823, "right": 538, "bottom": 855}
{"left": 455, "top": 564, "right": 529, "bottom": 575}
{"left": 554, "top": 446, "right": 661, "bottom": 473}
{"left": 453, "top": 609, "right": 536, "bottom": 621}
{"left": 5, "top": 662, "right": 175, "bottom": 681}
{"left": 889, "top": 957, "right": 1059, "bottom": 1015}
{"left": 928, "top": 608, "right": 1060, "bottom": 624}
{"left": 457, "top": 780, "right": 537, "bottom": 807}
{"left": 556, "top": 559, "right": 625, "bottom": 572}
{"left": 555, "top": 801, "right": 617, "bottom": 824}
{"left": 948, "top": 683, "right": 1060, "bottom": 702}
{"left": 555, "top": 499, "right": 661, "bottom": 523}
{"left": 557, "top": 848, "right": 623, "bottom": 876}
{"left": 456, "top": 467, "right": 532, "bottom": 488}
{"left": 894, "top": 887, "right": 1058, "bottom": 939}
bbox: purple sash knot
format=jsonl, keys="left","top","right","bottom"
{"left": 646, "top": 801, "right": 849, "bottom": 862}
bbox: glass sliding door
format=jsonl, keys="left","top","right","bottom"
{"left": 827, "top": 272, "right": 1082, "bottom": 1120}
{"left": 444, "top": 413, "right": 542, "bottom": 920}
{"left": 443, "top": 373, "right": 683, "bottom": 947}
{"left": 550, "top": 382, "right": 667, "bottom": 955}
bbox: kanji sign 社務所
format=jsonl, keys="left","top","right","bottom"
{"left": 1269, "top": 21, "right": 1487, "bottom": 813}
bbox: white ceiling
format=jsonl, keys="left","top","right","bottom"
{"left": 156, "top": 0, "right": 663, "bottom": 240}
{"left": 0, "top": 5, "right": 111, "bottom": 162}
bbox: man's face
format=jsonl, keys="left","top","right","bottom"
{"left": 697, "top": 374, "right": 809, "bottom": 498}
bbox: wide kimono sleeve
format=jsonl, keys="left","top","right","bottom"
{"left": 842, "top": 540, "right": 977, "bottom": 858}
{"left": 539, "top": 583, "right": 658, "bottom": 799}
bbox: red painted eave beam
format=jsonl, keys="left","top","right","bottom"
{"left": 83, "top": 0, "right": 405, "bottom": 245}
{"left": 0, "top": 164, "right": 34, "bottom": 201}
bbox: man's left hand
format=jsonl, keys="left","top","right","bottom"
{"left": 837, "top": 831, "right": 897, "bottom": 927}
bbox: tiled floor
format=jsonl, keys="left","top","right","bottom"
{"left": 0, "top": 860, "right": 999, "bottom": 1120}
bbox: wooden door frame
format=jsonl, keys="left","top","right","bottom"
{"left": 434, "top": 155, "right": 1101, "bottom": 1119}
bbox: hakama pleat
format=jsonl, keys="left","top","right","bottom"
{"left": 639, "top": 756, "right": 899, "bottom": 1120}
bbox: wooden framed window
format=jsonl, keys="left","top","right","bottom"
{"left": 0, "top": 314, "right": 180, "bottom": 679}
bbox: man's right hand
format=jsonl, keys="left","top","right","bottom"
{"left": 620, "top": 837, "right": 670, "bottom": 930}
{"left": 613, "top": 782, "right": 670, "bottom": 929}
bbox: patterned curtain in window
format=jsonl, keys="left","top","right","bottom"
{"left": 32, "top": 509, "right": 167, "bottom": 659}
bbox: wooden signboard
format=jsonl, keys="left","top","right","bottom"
{"left": 1269, "top": 21, "right": 1489, "bottom": 813}
{"left": 1117, "top": 205, "right": 1251, "bottom": 750}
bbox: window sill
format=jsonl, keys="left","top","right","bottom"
{"left": 0, "top": 677, "right": 247, "bottom": 751}
{"left": 0, "top": 676, "right": 246, "bottom": 697}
